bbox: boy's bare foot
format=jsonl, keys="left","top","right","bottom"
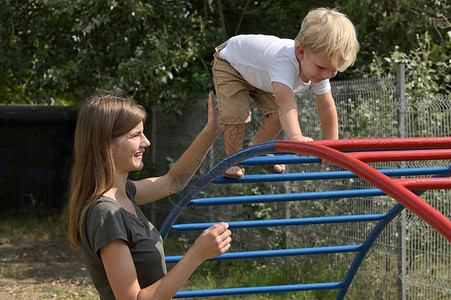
{"left": 261, "top": 164, "right": 286, "bottom": 174}
{"left": 224, "top": 166, "right": 245, "bottom": 179}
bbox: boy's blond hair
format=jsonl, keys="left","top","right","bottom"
{"left": 295, "top": 8, "right": 359, "bottom": 72}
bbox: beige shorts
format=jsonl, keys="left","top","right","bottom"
{"left": 212, "top": 43, "right": 278, "bottom": 125}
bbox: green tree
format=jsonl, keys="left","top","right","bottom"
{"left": 370, "top": 32, "right": 451, "bottom": 97}
{"left": 0, "top": 0, "right": 449, "bottom": 109}
{"left": 0, "top": 0, "right": 215, "bottom": 111}
{"left": 340, "top": 0, "right": 450, "bottom": 81}
{"left": 0, "top": 1, "right": 75, "bottom": 104}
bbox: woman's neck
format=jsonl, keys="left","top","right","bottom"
{"left": 104, "top": 171, "right": 129, "bottom": 200}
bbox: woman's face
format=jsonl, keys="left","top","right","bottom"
{"left": 110, "top": 121, "right": 150, "bottom": 174}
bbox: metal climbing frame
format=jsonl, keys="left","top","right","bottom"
{"left": 160, "top": 137, "right": 451, "bottom": 299}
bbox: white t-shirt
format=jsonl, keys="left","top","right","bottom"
{"left": 219, "top": 34, "right": 330, "bottom": 95}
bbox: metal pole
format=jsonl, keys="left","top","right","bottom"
{"left": 208, "top": 138, "right": 215, "bottom": 222}
{"left": 397, "top": 63, "right": 406, "bottom": 140}
{"left": 151, "top": 104, "right": 158, "bottom": 224}
{"left": 396, "top": 63, "right": 407, "bottom": 300}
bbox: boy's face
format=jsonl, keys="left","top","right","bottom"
{"left": 296, "top": 45, "right": 338, "bottom": 83}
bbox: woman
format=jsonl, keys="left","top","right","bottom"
{"left": 68, "top": 92, "right": 231, "bottom": 299}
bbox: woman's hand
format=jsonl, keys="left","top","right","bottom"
{"left": 189, "top": 222, "right": 232, "bottom": 263}
{"left": 206, "top": 92, "right": 224, "bottom": 135}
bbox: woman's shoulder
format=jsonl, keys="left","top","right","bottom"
{"left": 83, "top": 196, "right": 129, "bottom": 238}
{"left": 125, "top": 180, "right": 137, "bottom": 200}
{"left": 85, "top": 196, "right": 122, "bottom": 220}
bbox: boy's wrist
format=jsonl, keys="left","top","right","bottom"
{"left": 292, "top": 133, "right": 304, "bottom": 139}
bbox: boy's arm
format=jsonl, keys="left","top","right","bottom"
{"left": 273, "top": 82, "right": 313, "bottom": 142}
{"left": 315, "top": 91, "right": 338, "bottom": 140}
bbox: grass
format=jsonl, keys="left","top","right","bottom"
{"left": 0, "top": 210, "right": 357, "bottom": 299}
{"left": 169, "top": 257, "right": 341, "bottom": 299}
{"left": 38, "top": 287, "right": 98, "bottom": 299}
{"left": 0, "top": 209, "right": 67, "bottom": 280}
{"left": 0, "top": 209, "right": 65, "bottom": 244}
{"left": 0, "top": 209, "right": 98, "bottom": 299}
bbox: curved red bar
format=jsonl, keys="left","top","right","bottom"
{"left": 349, "top": 149, "right": 451, "bottom": 162}
{"left": 395, "top": 177, "right": 451, "bottom": 190}
{"left": 310, "top": 137, "right": 451, "bottom": 150}
{"left": 274, "top": 140, "right": 451, "bottom": 242}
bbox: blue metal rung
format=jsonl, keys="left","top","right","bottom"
{"left": 212, "top": 167, "right": 451, "bottom": 184}
{"left": 170, "top": 214, "right": 386, "bottom": 231}
{"left": 174, "top": 282, "right": 343, "bottom": 298}
{"left": 166, "top": 244, "right": 362, "bottom": 263}
{"left": 189, "top": 188, "right": 387, "bottom": 206}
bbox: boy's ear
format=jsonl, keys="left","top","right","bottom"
{"left": 295, "top": 45, "right": 305, "bottom": 61}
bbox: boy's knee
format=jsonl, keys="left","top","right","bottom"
{"left": 265, "top": 112, "right": 280, "bottom": 120}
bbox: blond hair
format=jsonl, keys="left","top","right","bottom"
{"left": 295, "top": 8, "right": 359, "bottom": 72}
{"left": 67, "top": 93, "right": 146, "bottom": 249}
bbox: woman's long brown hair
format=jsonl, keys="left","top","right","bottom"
{"left": 68, "top": 94, "right": 146, "bottom": 249}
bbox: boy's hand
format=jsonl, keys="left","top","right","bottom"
{"left": 291, "top": 136, "right": 334, "bottom": 166}
{"left": 293, "top": 135, "right": 313, "bottom": 159}
{"left": 292, "top": 134, "right": 313, "bottom": 142}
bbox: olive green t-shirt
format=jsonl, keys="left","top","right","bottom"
{"left": 80, "top": 180, "right": 167, "bottom": 300}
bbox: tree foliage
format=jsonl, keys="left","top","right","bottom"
{"left": 0, "top": 0, "right": 449, "bottom": 110}
{"left": 342, "top": 0, "right": 450, "bottom": 95}
{"left": 1, "top": 0, "right": 216, "bottom": 111}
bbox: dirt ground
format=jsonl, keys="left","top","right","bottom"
{"left": 0, "top": 234, "right": 97, "bottom": 299}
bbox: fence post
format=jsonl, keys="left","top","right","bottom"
{"left": 208, "top": 143, "right": 215, "bottom": 222}
{"left": 150, "top": 103, "right": 158, "bottom": 224}
{"left": 396, "top": 63, "right": 407, "bottom": 300}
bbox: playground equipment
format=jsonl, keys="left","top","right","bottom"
{"left": 160, "top": 137, "right": 451, "bottom": 299}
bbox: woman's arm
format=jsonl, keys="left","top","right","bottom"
{"left": 100, "top": 223, "right": 231, "bottom": 300}
{"left": 133, "top": 93, "right": 223, "bottom": 205}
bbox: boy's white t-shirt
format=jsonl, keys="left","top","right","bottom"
{"left": 219, "top": 34, "right": 330, "bottom": 95}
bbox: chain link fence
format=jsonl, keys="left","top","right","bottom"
{"left": 289, "top": 74, "right": 450, "bottom": 299}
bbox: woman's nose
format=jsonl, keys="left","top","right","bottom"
{"left": 142, "top": 134, "right": 151, "bottom": 147}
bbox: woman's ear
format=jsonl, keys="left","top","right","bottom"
{"left": 296, "top": 45, "right": 305, "bottom": 61}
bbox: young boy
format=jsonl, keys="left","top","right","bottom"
{"left": 212, "top": 8, "right": 359, "bottom": 178}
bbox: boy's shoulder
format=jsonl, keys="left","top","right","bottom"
{"left": 226, "top": 34, "right": 295, "bottom": 58}
{"left": 230, "top": 34, "right": 292, "bottom": 45}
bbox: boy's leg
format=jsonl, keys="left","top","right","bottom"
{"left": 224, "top": 124, "right": 246, "bottom": 156}
{"left": 212, "top": 47, "right": 251, "bottom": 178}
{"left": 251, "top": 113, "right": 285, "bottom": 173}
{"left": 252, "top": 112, "right": 282, "bottom": 145}
{"left": 224, "top": 124, "right": 246, "bottom": 178}
{"left": 251, "top": 87, "right": 285, "bottom": 173}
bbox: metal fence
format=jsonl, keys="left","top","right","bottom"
{"left": 155, "top": 65, "right": 450, "bottom": 299}
{"left": 289, "top": 71, "right": 451, "bottom": 299}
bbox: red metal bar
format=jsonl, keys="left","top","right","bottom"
{"left": 275, "top": 140, "right": 451, "bottom": 242}
{"left": 395, "top": 177, "right": 451, "bottom": 190}
{"left": 310, "top": 137, "right": 451, "bottom": 150}
{"left": 349, "top": 149, "right": 451, "bottom": 162}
